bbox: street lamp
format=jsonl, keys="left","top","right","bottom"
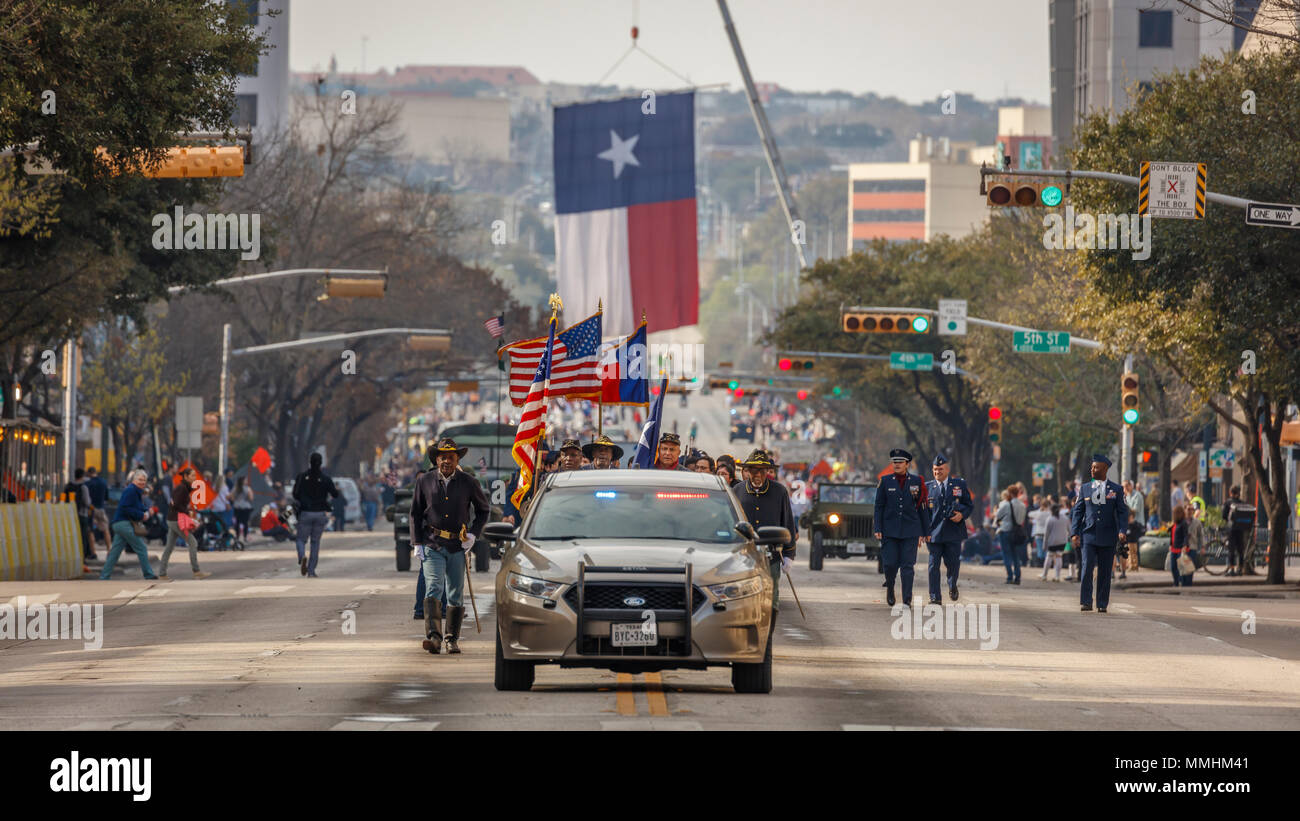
{"left": 218, "top": 325, "right": 452, "bottom": 473}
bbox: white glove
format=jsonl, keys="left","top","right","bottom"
{"left": 414, "top": 544, "right": 425, "bottom": 561}
{"left": 462, "top": 533, "right": 476, "bottom": 552}
{"left": 780, "top": 555, "right": 792, "bottom": 572}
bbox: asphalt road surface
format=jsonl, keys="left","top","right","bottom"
{"left": 3, "top": 531, "right": 1297, "bottom": 731}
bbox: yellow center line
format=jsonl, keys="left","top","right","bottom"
{"left": 644, "top": 672, "right": 670, "bottom": 716}
{"left": 616, "top": 673, "right": 637, "bottom": 715}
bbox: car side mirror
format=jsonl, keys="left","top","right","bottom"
{"left": 734, "top": 521, "right": 756, "bottom": 540}
{"left": 483, "top": 521, "right": 517, "bottom": 542}
{"left": 755, "top": 526, "right": 791, "bottom": 546}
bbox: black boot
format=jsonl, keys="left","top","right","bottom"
{"left": 422, "top": 598, "right": 443, "bottom": 654}
{"left": 886, "top": 586, "right": 896, "bottom": 606}
{"left": 444, "top": 605, "right": 464, "bottom": 654}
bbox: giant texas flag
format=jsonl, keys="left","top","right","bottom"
{"left": 553, "top": 92, "right": 699, "bottom": 338}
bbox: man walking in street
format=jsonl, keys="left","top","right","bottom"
{"left": 874, "top": 449, "right": 931, "bottom": 607}
{"left": 64, "top": 468, "right": 96, "bottom": 562}
{"left": 734, "top": 449, "right": 796, "bottom": 617}
{"left": 292, "top": 451, "right": 338, "bottom": 577}
{"left": 98, "top": 469, "right": 159, "bottom": 580}
{"left": 410, "top": 439, "right": 490, "bottom": 655}
{"left": 1071, "top": 454, "right": 1130, "bottom": 613}
{"left": 1221, "top": 485, "right": 1255, "bottom": 576}
{"left": 925, "top": 454, "right": 972, "bottom": 604}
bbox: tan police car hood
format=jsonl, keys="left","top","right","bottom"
{"left": 511, "top": 539, "right": 762, "bottom": 586}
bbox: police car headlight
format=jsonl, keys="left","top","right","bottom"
{"left": 827, "top": 513, "right": 841, "bottom": 525}
{"left": 707, "top": 575, "right": 764, "bottom": 602}
{"left": 507, "top": 572, "right": 562, "bottom": 600}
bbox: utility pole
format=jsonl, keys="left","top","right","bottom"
{"left": 717, "top": 0, "right": 808, "bottom": 270}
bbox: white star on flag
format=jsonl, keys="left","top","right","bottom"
{"left": 597, "top": 130, "right": 640, "bottom": 179}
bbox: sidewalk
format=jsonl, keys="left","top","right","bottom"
{"left": 1114, "top": 572, "right": 1298, "bottom": 598}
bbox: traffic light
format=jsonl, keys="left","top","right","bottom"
{"left": 727, "top": 379, "right": 740, "bottom": 391}
{"left": 708, "top": 378, "right": 730, "bottom": 390}
{"left": 98, "top": 145, "right": 245, "bottom": 178}
{"left": 988, "top": 406, "right": 1002, "bottom": 443}
{"left": 778, "top": 357, "right": 815, "bottom": 371}
{"left": 1121, "top": 372, "right": 1140, "bottom": 425}
{"left": 831, "top": 385, "right": 843, "bottom": 396}
{"left": 842, "top": 311, "right": 931, "bottom": 334}
{"left": 986, "top": 177, "right": 1062, "bottom": 208}
{"left": 796, "top": 389, "right": 809, "bottom": 400}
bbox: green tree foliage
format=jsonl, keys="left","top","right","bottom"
{"left": 1066, "top": 46, "right": 1300, "bottom": 582}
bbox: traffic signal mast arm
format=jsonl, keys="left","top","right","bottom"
{"left": 776, "top": 349, "right": 980, "bottom": 379}
{"left": 843, "top": 306, "right": 1103, "bottom": 351}
{"left": 978, "top": 165, "right": 1252, "bottom": 211}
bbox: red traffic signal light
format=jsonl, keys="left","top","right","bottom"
{"left": 733, "top": 387, "right": 745, "bottom": 399}
{"left": 778, "top": 358, "right": 792, "bottom": 371}
{"left": 796, "top": 389, "right": 808, "bottom": 400}
{"left": 988, "top": 406, "right": 1002, "bottom": 420}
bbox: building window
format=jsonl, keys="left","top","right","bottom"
{"left": 853, "top": 209, "right": 925, "bottom": 223}
{"left": 852, "top": 179, "right": 926, "bottom": 193}
{"left": 228, "top": 0, "right": 258, "bottom": 27}
{"left": 1138, "top": 10, "right": 1173, "bottom": 47}
{"left": 234, "top": 93, "right": 258, "bottom": 127}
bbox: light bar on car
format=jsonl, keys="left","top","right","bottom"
{"left": 655, "top": 492, "right": 710, "bottom": 499}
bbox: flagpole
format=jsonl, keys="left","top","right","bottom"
{"left": 597, "top": 298, "right": 604, "bottom": 438}
{"left": 525, "top": 295, "right": 562, "bottom": 511}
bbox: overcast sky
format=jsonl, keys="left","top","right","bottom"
{"left": 289, "top": 0, "right": 1051, "bottom": 104}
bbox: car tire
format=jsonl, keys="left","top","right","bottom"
{"left": 731, "top": 621, "right": 773, "bottom": 694}
{"left": 395, "top": 542, "right": 411, "bottom": 572}
{"left": 494, "top": 629, "right": 535, "bottom": 691}
{"left": 474, "top": 541, "right": 490, "bottom": 572}
{"left": 809, "top": 531, "right": 824, "bottom": 571}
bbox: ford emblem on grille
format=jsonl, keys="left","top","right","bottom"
{"left": 623, "top": 596, "right": 646, "bottom": 607}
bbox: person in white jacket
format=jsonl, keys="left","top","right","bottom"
{"left": 1041, "top": 498, "right": 1071, "bottom": 581}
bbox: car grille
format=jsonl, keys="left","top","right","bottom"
{"left": 563, "top": 582, "right": 709, "bottom": 613}
{"left": 844, "top": 515, "right": 873, "bottom": 539}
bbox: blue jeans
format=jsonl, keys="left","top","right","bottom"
{"left": 1171, "top": 550, "right": 1195, "bottom": 586}
{"left": 927, "top": 540, "right": 961, "bottom": 600}
{"left": 363, "top": 501, "right": 377, "bottom": 531}
{"left": 999, "top": 531, "right": 1021, "bottom": 581}
{"left": 881, "top": 536, "right": 918, "bottom": 603}
{"left": 296, "top": 511, "right": 328, "bottom": 574}
{"left": 421, "top": 545, "right": 466, "bottom": 607}
{"left": 100, "top": 520, "right": 158, "bottom": 579}
{"left": 414, "top": 565, "right": 448, "bottom": 614}
{"left": 1081, "top": 543, "right": 1116, "bottom": 608}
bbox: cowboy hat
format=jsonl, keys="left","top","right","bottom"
{"left": 739, "top": 449, "right": 777, "bottom": 469}
{"left": 429, "top": 438, "right": 469, "bottom": 458}
{"left": 582, "top": 434, "right": 625, "bottom": 461}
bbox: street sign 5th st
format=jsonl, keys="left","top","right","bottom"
{"left": 1012, "top": 330, "right": 1070, "bottom": 354}
{"left": 1245, "top": 202, "right": 1300, "bottom": 229}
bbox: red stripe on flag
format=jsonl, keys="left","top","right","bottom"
{"left": 628, "top": 198, "right": 698, "bottom": 333}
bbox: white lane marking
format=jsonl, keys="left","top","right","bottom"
{"left": 1193, "top": 606, "right": 1247, "bottom": 616}
{"left": 67, "top": 719, "right": 177, "bottom": 730}
{"left": 113, "top": 589, "right": 142, "bottom": 599}
{"left": 234, "top": 585, "right": 295, "bottom": 595}
{"left": 5, "top": 593, "right": 60, "bottom": 606}
{"left": 330, "top": 719, "right": 439, "bottom": 731}
{"left": 164, "top": 696, "right": 193, "bottom": 707}
{"left": 601, "top": 720, "right": 703, "bottom": 731}
{"left": 843, "top": 724, "right": 1028, "bottom": 731}
{"left": 353, "top": 584, "right": 394, "bottom": 591}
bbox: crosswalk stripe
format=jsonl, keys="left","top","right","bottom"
{"left": 6, "top": 593, "right": 60, "bottom": 606}
{"left": 234, "top": 585, "right": 294, "bottom": 595}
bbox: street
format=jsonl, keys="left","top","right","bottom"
{"left": 4, "top": 532, "right": 1296, "bottom": 731}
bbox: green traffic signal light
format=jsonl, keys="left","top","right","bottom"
{"left": 1123, "top": 408, "right": 1140, "bottom": 425}
{"left": 832, "top": 386, "right": 842, "bottom": 396}
{"left": 1040, "top": 185, "right": 1063, "bottom": 207}
{"left": 728, "top": 380, "right": 739, "bottom": 391}
{"left": 911, "top": 316, "right": 930, "bottom": 333}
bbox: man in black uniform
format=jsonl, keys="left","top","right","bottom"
{"left": 734, "top": 449, "right": 796, "bottom": 614}
{"left": 873, "top": 448, "right": 931, "bottom": 607}
{"left": 558, "top": 439, "right": 584, "bottom": 471}
{"left": 925, "top": 454, "right": 973, "bottom": 604}
{"left": 409, "top": 438, "right": 490, "bottom": 655}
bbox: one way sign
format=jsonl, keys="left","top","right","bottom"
{"left": 1245, "top": 201, "right": 1300, "bottom": 229}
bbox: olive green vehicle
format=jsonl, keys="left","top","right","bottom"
{"left": 484, "top": 469, "right": 789, "bottom": 694}
{"left": 800, "top": 482, "right": 880, "bottom": 571}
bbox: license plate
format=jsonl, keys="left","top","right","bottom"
{"left": 611, "top": 621, "right": 658, "bottom": 647}
{"left": 847, "top": 542, "right": 867, "bottom": 555}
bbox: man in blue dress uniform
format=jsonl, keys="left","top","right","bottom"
{"left": 1070, "top": 453, "right": 1130, "bottom": 613}
{"left": 925, "top": 454, "right": 973, "bottom": 604}
{"left": 873, "top": 448, "right": 931, "bottom": 607}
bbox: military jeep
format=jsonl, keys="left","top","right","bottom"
{"left": 384, "top": 468, "right": 502, "bottom": 573}
{"left": 800, "top": 482, "right": 880, "bottom": 571}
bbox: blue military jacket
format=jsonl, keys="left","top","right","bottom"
{"left": 925, "top": 475, "right": 973, "bottom": 543}
{"left": 873, "top": 472, "right": 932, "bottom": 539}
{"left": 1070, "top": 479, "right": 1130, "bottom": 547}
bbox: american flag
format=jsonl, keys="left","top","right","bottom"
{"left": 510, "top": 319, "right": 556, "bottom": 510}
{"left": 502, "top": 311, "right": 602, "bottom": 406}
{"left": 484, "top": 314, "right": 504, "bottom": 339}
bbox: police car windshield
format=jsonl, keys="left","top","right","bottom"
{"left": 528, "top": 487, "right": 743, "bottom": 543}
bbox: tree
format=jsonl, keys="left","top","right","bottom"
{"left": 81, "top": 325, "right": 187, "bottom": 483}
{"left": 1174, "top": 1, "right": 1300, "bottom": 47}
{"left": 1067, "top": 46, "right": 1300, "bottom": 583}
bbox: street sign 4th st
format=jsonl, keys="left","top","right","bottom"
{"left": 1245, "top": 202, "right": 1300, "bottom": 229}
